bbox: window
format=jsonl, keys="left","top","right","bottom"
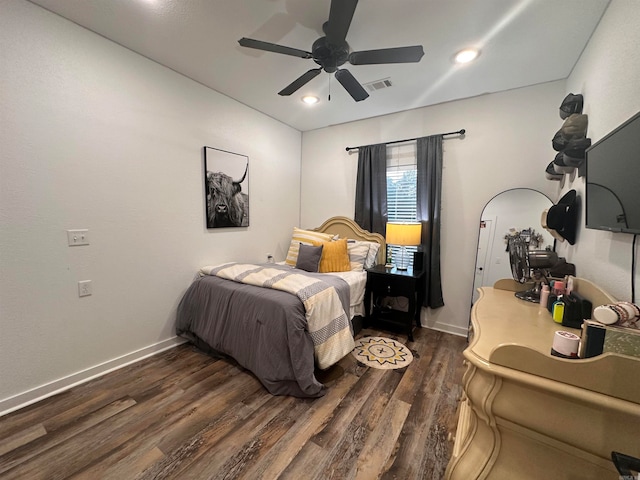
{"left": 386, "top": 143, "right": 418, "bottom": 267}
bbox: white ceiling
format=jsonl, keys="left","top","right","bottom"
{"left": 29, "top": 0, "right": 610, "bottom": 132}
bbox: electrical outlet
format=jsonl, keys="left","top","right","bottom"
{"left": 78, "top": 280, "right": 92, "bottom": 297}
{"left": 67, "top": 229, "right": 89, "bottom": 246}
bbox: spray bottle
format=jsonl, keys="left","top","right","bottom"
{"left": 552, "top": 295, "right": 565, "bottom": 324}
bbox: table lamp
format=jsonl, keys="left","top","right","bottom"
{"left": 386, "top": 222, "right": 422, "bottom": 270}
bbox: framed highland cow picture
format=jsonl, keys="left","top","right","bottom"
{"left": 204, "top": 146, "right": 249, "bottom": 228}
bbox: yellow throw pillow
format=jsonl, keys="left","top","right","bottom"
{"left": 285, "top": 227, "right": 335, "bottom": 266}
{"left": 318, "top": 238, "right": 351, "bottom": 273}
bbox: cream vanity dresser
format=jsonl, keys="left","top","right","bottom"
{"left": 445, "top": 278, "right": 640, "bottom": 480}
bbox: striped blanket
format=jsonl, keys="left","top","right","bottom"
{"left": 199, "top": 263, "right": 355, "bottom": 370}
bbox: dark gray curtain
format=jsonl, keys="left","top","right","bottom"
{"left": 354, "top": 143, "right": 387, "bottom": 236}
{"left": 416, "top": 135, "right": 444, "bottom": 308}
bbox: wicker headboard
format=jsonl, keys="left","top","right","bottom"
{"left": 313, "top": 216, "right": 386, "bottom": 265}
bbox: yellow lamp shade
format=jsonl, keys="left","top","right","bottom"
{"left": 386, "top": 222, "right": 422, "bottom": 246}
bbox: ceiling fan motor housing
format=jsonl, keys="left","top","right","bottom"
{"left": 238, "top": 0, "right": 423, "bottom": 100}
{"left": 312, "top": 37, "right": 349, "bottom": 73}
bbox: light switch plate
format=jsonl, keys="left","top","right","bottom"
{"left": 67, "top": 229, "right": 89, "bottom": 246}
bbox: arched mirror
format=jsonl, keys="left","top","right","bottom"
{"left": 472, "top": 188, "right": 555, "bottom": 303}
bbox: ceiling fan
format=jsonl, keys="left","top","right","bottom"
{"left": 238, "top": 0, "right": 424, "bottom": 102}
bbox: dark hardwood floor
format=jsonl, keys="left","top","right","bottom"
{"left": 0, "top": 327, "right": 467, "bottom": 480}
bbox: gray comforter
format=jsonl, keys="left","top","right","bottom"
{"left": 175, "top": 265, "right": 351, "bottom": 398}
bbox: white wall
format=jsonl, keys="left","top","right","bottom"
{"left": 301, "top": 81, "right": 563, "bottom": 335}
{"left": 555, "top": 0, "right": 640, "bottom": 301}
{"left": 0, "top": 0, "right": 301, "bottom": 413}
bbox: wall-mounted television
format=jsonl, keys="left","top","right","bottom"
{"left": 585, "top": 111, "right": 640, "bottom": 234}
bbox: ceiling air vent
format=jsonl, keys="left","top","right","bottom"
{"left": 364, "top": 78, "right": 392, "bottom": 92}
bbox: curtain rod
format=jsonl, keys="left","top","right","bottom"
{"left": 345, "top": 129, "right": 466, "bottom": 152}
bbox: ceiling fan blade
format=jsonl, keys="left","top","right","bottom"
{"left": 325, "top": 0, "right": 358, "bottom": 46}
{"left": 278, "top": 68, "right": 322, "bottom": 96}
{"left": 335, "top": 69, "right": 369, "bottom": 102}
{"left": 238, "top": 37, "right": 312, "bottom": 59}
{"left": 349, "top": 45, "right": 425, "bottom": 65}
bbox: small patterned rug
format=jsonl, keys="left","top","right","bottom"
{"left": 351, "top": 336, "right": 414, "bottom": 370}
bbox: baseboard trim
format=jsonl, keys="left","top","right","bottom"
{"left": 421, "top": 321, "right": 469, "bottom": 337}
{"left": 0, "top": 336, "right": 187, "bottom": 417}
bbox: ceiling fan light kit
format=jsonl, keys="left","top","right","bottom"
{"left": 238, "top": 0, "right": 424, "bottom": 102}
{"left": 454, "top": 48, "right": 480, "bottom": 64}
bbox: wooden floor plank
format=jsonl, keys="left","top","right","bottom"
{"left": 313, "top": 364, "right": 406, "bottom": 480}
{"left": 1, "top": 387, "right": 183, "bottom": 480}
{"left": 416, "top": 334, "right": 467, "bottom": 479}
{"left": 281, "top": 367, "right": 386, "bottom": 478}
{"left": 277, "top": 440, "right": 328, "bottom": 480}
{"left": 69, "top": 446, "right": 165, "bottom": 480}
{"left": 310, "top": 367, "right": 386, "bottom": 449}
{"left": 0, "top": 424, "right": 47, "bottom": 457}
{"left": 355, "top": 397, "right": 412, "bottom": 480}
{"left": 241, "top": 371, "right": 360, "bottom": 480}
{"left": 392, "top": 329, "right": 442, "bottom": 404}
{"left": 0, "top": 328, "right": 467, "bottom": 480}
{"left": 0, "top": 346, "right": 199, "bottom": 438}
{"left": 134, "top": 393, "right": 266, "bottom": 479}
{"left": 383, "top": 332, "right": 465, "bottom": 480}
{"left": 70, "top": 368, "right": 263, "bottom": 480}
{"left": 172, "top": 395, "right": 303, "bottom": 479}
{"left": 0, "top": 397, "right": 137, "bottom": 475}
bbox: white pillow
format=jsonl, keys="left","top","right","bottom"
{"left": 363, "top": 241, "right": 381, "bottom": 268}
{"left": 346, "top": 240, "right": 370, "bottom": 271}
{"left": 346, "top": 240, "right": 382, "bottom": 270}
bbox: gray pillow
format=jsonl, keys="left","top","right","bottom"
{"left": 295, "top": 242, "right": 323, "bottom": 272}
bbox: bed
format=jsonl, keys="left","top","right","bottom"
{"left": 175, "top": 216, "right": 385, "bottom": 398}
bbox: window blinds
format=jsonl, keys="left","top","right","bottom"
{"left": 386, "top": 143, "right": 418, "bottom": 266}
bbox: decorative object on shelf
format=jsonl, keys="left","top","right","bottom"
{"left": 552, "top": 151, "right": 573, "bottom": 174}
{"left": 542, "top": 190, "right": 579, "bottom": 245}
{"left": 551, "top": 330, "right": 580, "bottom": 358}
{"left": 582, "top": 319, "right": 640, "bottom": 358}
{"left": 559, "top": 93, "right": 584, "bottom": 119}
{"left": 545, "top": 161, "right": 563, "bottom": 180}
{"left": 563, "top": 137, "right": 592, "bottom": 167}
{"left": 559, "top": 113, "right": 588, "bottom": 140}
{"left": 204, "top": 146, "right": 249, "bottom": 228}
{"left": 386, "top": 222, "right": 422, "bottom": 270}
{"left": 593, "top": 301, "right": 640, "bottom": 328}
{"left": 385, "top": 245, "right": 393, "bottom": 268}
{"left": 503, "top": 227, "right": 545, "bottom": 250}
{"left": 351, "top": 336, "right": 413, "bottom": 370}
{"left": 546, "top": 92, "right": 590, "bottom": 179}
{"left": 551, "top": 114, "right": 590, "bottom": 175}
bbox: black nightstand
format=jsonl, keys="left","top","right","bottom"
{"left": 364, "top": 265, "right": 426, "bottom": 341}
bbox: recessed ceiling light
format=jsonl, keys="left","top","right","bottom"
{"left": 454, "top": 48, "right": 480, "bottom": 64}
{"left": 301, "top": 95, "right": 319, "bottom": 105}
